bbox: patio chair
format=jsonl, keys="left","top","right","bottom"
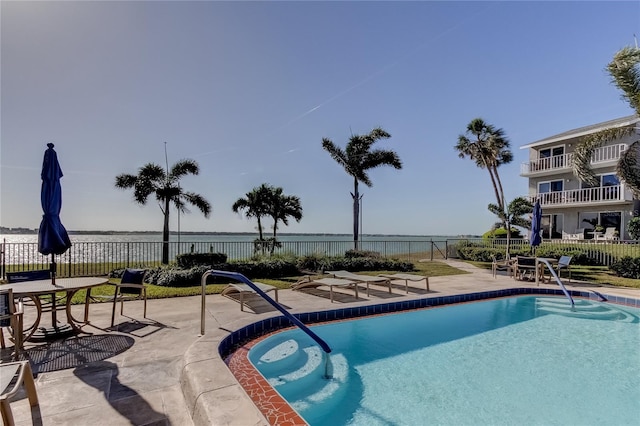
{"left": 556, "top": 255, "right": 573, "bottom": 282}
{"left": 491, "top": 255, "right": 516, "bottom": 279}
{"left": 108, "top": 268, "right": 148, "bottom": 327}
{"left": 0, "top": 361, "right": 39, "bottom": 426}
{"left": 0, "top": 289, "right": 24, "bottom": 360}
{"left": 603, "top": 227, "right": 618, "bottom": 241}
{"left": 515, "top": 256, "right": 540, "bottom": 281}
{"left": 221, "top": 282, "right": 279, "bottom": 312}
{"left": 325, "top": 270, "right": 391, "bottom": 296}
{"left": 5, "top": 270, "right": 51, "bottom": 283}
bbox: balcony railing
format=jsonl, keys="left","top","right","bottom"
{"left": 527, "top": 184, "right": 630, "bottom": 207}
{"left": 520, "top": 144, "right": 627, "bottom": 175}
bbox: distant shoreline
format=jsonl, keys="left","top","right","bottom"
{"left": 0, "top": 227, "right": 473, "bottom": 238}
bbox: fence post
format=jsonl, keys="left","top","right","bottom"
{"left": 445, "top": 240, "right": 448, "bottom": 259}
{"left": 430, "top": 240, "right": 434, "bottom": 261}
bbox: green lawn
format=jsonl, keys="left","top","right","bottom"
{"left": 67, "top": 260, "right": 468, "bottom": 304}
{"left": 67, "top": 259, "right": 637, "bottom": 305}
{"left": 470, "top": 261, "right": 640, "bottom": 289}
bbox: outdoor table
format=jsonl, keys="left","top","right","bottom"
{"left": 0, "top": 277, "right": 107, "bottom": 341}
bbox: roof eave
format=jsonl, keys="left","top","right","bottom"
{"left": 520, "top": 116, "right": 640, "bottom": 150}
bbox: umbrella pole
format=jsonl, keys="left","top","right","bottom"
{"left": 51, "top": 254, "right": 56, "bottom": 285}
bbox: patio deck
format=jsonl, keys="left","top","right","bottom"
{"left": 3, "top": 259, "right": 639, "bottom": 425}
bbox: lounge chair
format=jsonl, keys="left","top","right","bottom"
{"left": 292, "top": 276, "right": 360, "bottom": 302}
{"left": 0, "top": 361, "right": 39, "bottom": 426}
{"left": 221, "top": 282, "right": 279, "bottom": 311}
{"left": 377, "top": 273, "right": 430, "bottom": 293}
{"left": 325, "top": 270, "right": 391, "bottom": 296}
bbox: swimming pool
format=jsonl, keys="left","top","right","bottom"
{"left": 246, "top": 296, "right": 640, "bottom": 425}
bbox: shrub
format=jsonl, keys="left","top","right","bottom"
{"left": 482, "top": 228, "right": 522, "bottom": 239}
{"left": 610, "top": 256, "right": 640, "bottom": 278}
{"left": 345, "top": 249, "right": 381, "bottom": 259}
{"left": 298, "top": 255, "right": 413, "bottom": 273}
{"left": 628, "top": 217, "right": 640, "bottom": 240}
{"left": 176, "top": 252, "right": 228, "bottom": 268}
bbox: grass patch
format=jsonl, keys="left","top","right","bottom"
{"left": 66, "top": 260, "right": 468, "bottom": 305}
{"left": 470, "top": 261, "right": 640, "bottom": 289}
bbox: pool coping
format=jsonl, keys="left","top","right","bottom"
{"left": 181, "top": 287, "right": 640, "bottom": 425}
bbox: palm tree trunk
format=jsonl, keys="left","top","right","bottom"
{"left": 492, "top": 164, "right": 510, "bottom": 255}
{"left": 352, "top": 178, "right": 360, "bottom": 250}
{"left": 162, "top": 197, "right": 171, "bottom": 264}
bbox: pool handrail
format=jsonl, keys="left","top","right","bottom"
{"left": 536, "top": 258, "right": 575, "bottom": 307}
{"left": 200, "top": 269, "right": 332, "bottom": 354}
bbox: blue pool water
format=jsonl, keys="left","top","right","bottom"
{"left": 248, "top": 296, "right": 640, "bottom": 425}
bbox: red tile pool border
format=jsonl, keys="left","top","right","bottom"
{"left": 226, "top": 333, "right": 307, "bottom": 425}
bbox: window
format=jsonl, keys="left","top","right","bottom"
{"left": 542, "top": 213, "right": 564, "bottom": 239}
{"left": 538, "top": 180, "right": 564, "bottom": 193}
{"left": 581, "top": 174, "right": 621, "bottom": 201}
{"left": 538, "top": 180, "right": 564, "bottom": 204}
{"left": 539, "top": 146, "right": 565, "bottom": 168}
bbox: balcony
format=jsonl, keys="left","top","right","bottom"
{"left": 520, "top": 144, "right": 627, "bottom": 176}
{"left": 526, "top": 185, "right": 632, "bottom": 208}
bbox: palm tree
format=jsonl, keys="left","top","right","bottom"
{"left": 232, "top": 183, "right": 272, "bottom": 244}
{"left": 267, "top": 187, "right": 302, "bottom": 254}
{"left": 573, "top": 46, "right": 640, "bottom": 195}
{"left": 456, "top": 118, "right": 513, "bottom": 248}
{"left": 488, "top": 197, "right": 533, "bottom": 256}
{"left": 115, "top": 159, "right": 211, "bottom": 264}
{"left": 322, "top": 127, "right": 402, "bottom": 249}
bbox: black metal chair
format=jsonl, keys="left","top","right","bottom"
{"left": 109, "top": 268, "right": 148, "bottom": 327}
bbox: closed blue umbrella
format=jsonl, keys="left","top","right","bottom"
{"left": 530, "top": 199, "right": 542, "bottom": 254}
{"left": 38, "top": 143, "right": 71, "bottom": 283}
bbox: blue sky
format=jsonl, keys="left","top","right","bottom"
{"left": 1, "top": 1, "right": 639, "bottom": 236}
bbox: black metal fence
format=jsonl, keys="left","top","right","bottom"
{"left": 2, "top": 238, "right": 637, "bottom": 279}
{"left": 0, "top": 239, "right": 449, "bottom": 279}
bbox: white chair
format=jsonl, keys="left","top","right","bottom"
{"left": 603, "top": 227, "right": 618, "bottom": 241}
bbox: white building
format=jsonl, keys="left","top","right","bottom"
{"left": 520, "top": 115, "right": 639, "bottom": 240}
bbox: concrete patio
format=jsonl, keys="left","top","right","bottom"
{"left": 3, "top": 259, "right": 639, "bottom": 425}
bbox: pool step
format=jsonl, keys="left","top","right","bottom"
{"left": 288, "top": 354, "right": 350, "bottom": 417}
{"left": 535, "top": 298, "right": 631, "bottom": 321}
{"left": 254, "top": 339, "right": 351, "bottom": 414}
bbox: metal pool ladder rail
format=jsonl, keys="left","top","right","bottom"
{"left": 536, "top": 258, "right": 575, "bottom": 307}
{"left": 200, "top": 270, "right": 332, "bottom": 355}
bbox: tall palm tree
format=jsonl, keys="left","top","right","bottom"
{"left": 115, "top": 159, "right": 211, "bottom": 264}
{"left": 456, "top": 119, "right": 513, "bottom": 252}
{"left": 322, "top": 127, "right": 402, "bottom": 249}
{"left": 573, "top": 46, "right": 640, "bottom": 195}
{"left": 232, "top": 183, "right": 272, "bottom": 242}
{"left": 268, "top": 187, "right": 303, "bottom": 253}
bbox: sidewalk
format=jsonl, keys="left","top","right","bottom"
{"left": 3, "top": 261, "right": 639, "bottom": 425}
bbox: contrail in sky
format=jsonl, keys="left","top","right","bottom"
{"left": 280, "top": 3, "right": 492, "bottom": 129}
